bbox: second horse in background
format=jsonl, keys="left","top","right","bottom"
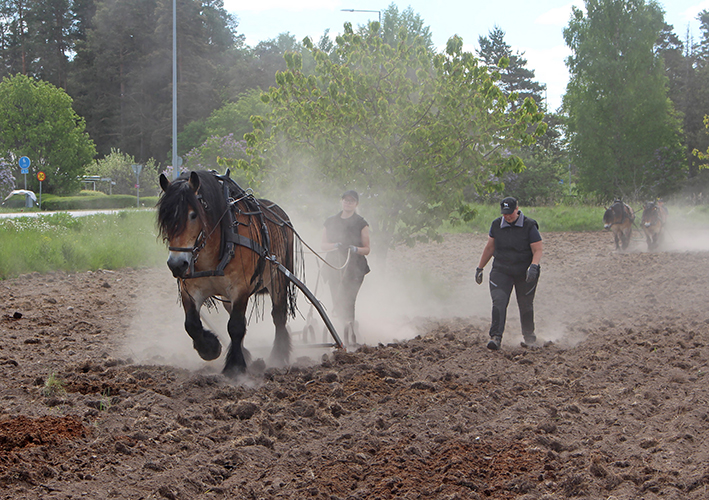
{"left": 603, "top": 199, "right": 635, "bottom": 251}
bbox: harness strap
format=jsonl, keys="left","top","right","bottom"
{"left": 178, "top": 171, "right": 271, "bottom": 280}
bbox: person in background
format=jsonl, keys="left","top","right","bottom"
{"left": 321, "top": 190, "right": 370, "bottom": 343}
{"left": 474, "top": 196, "right": 543, "bottom": 350}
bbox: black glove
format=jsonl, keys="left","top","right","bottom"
{"left": 475, "top": 267, "right": 483, "bottom": 285}
{"left": 526, "top": 264, "right": 540, "bottom": 283}
{"left": 348, "top": 245, "right": 358, "bottom": 254}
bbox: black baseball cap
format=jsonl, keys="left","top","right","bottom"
{"left": 342, "top": 190, "right": 359, "bottom": 202}
{"left": 500, "top": 197, "right": 518, "bottom": 214}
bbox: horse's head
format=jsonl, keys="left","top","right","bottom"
{"left": 602, "top": 207, "right": 614, "bottom": 229}
{"left": 642, "top": 201, "right": 659, "bottom": 228}
{"left": 603, "top": 200, "right": 625, "bottom": 229}
{"left": 157, "top": 171, "right": 222, "bottom": 278}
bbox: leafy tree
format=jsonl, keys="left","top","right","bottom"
{"left": 473, "top": 27, "right": 565, "bottom": 205}
{"left": 563, "top": 0, "right": 685, "bottom": 200}
{"left": 378, "top": 3, "right": 433, "bottom": 51}
{"left": 183, "top": 134, "right": 249, "bottom": 173}
{"left": 0, "top": 73, "right": 96, "bottom": 193}
{"left": 177, "top": 88, "right": 270, "bottom": 154}
{"left": 0, "top": 157, "right": 15, "bottom": 199}
{"left": 86, "top": 148, "right": 160, "bottom": 196}
{"left": 251, "top": 24, "right": 544, "bottom": 254}
{"left": 679, "top": 12, "right": 709, "bottom": 179}
{"left": 477, "top": 26, "right": 546, "bottom": 110}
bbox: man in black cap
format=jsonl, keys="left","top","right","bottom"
{"left": 474, "top": 196, "right": 543, "bottom": 350}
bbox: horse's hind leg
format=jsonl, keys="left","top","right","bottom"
{"left": 223, "top": 296, "right": 251, "bottom": 378}
{"left": 183, "top": 297, "right": 222, "bottom": 361}
{"left": 269, "top": 285, "right": 292, "bottom": 368}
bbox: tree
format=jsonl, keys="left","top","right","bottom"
{"left": 679, "top": 12, "right": 709, "bottom": 179}
{"left": 69, "top": 0, "right": 241, "bottom": 163}
{"left": 0, "top": 0, "right": 81, "bottom": 89}
{"left": 477, "top": 26, "right": 546, "bottom": 110}
{"left": 86, "top": 148, "right": 160, "bottom": 197}
{"left": 0, "top": 73, "right": 96, "bottom": 193}
{"left": 250, "top": 24, "right": 544, "bottom": 254}
{"left": 177, "top": 88, "right": 270, "bottom": 154}
{"left": 563, "top": 0, "right": 685, "bottom": 200}
{"left": 474, "top": 27, "right": 564, "bottom": 205}
{"left": 183, "top": 134, "right": 249, "bottom": 173}
{"left": 377, "top": 3, "right": 433, "bottom": 52}
{"left": 0, "top": 157, "right": 15, "bottom": 199}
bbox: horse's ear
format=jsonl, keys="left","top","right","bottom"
{"left": 188, "top": 171, "right": 200, "bottom": 192}
{"left": 225, "top": 169, "right": 231, "bottom": 178}
{"left": 159, "top": 173, "right": 170, "bottom": 192}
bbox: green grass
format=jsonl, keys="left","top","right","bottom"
{"left": 42, "top": 373, "right": 66, "bottom": 397}
{"left": 2, "top": 203, "right": 709, "bottom": 279}
{"left": 443, "top": 203, "right": 709, "bottom": 234}
{"left": 0, "top": 211, "right": 165, "bottom": 279}
{"left": 443, "top": 204, "right": 607, "bottom": 234}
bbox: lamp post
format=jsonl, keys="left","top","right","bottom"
{"left": 341, "top": 8, "right": 381, "bottom": 26}
{"left": 172, "top": 0, "right": 178, "bottom": 180}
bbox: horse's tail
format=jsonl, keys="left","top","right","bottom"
{"left": 261, "top": 201, "right": 302, "bottom": 319}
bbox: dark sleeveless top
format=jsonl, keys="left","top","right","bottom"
{"left": 324, "top": 212, "right": 370, "bottom": 277}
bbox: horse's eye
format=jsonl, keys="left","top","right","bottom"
{"left": 189, "top": 211, "right": 198, "bottom": 221}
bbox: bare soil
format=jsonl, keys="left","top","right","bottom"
{"left": 1, "top": 230, "right": 708, "bottom": 500}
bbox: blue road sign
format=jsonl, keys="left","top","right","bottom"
{"left": 19, "top": 156, "right": 30, "bottom": 169}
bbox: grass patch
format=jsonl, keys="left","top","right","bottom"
{"left": 42, "top": 373, "right": 66, "bottom": 397}
{"left": 0, "top": 211, "right": 165, "bottom": 279}
{"left": 443, "top": 203, "right": 709, "bottom": 234}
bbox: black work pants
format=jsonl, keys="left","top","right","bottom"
{"left": 329, "top": 271, "right": 365, "bottom": 323}
{"left": 488, "top": 269, "right": 537, "bottom": 339}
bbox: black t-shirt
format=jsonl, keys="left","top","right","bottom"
{"left": 324, "top": 212, "right": 370, "bottom": 277}
{"left": 488, "top": 212, "right": 541, "bottom": 276}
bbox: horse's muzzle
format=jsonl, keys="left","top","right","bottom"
{"left": 603, "top": 224, "right": 611, "bottom": 230}
{"left": 167, "top": 252, "right": 191, "bottom": 278}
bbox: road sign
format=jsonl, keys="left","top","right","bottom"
{"left": 37, "top": 171, "right": 46, "bottom": 182}
{"left": 131, "top": 164, "right": 143, "bottom": 176}
{"left": 19, "top": 156, "right": 30, "bottom": 169}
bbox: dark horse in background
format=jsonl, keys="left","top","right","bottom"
{"left": 603, "top": 199, "right": 635, "bottom": 250}
{"left": 641, "top": 201, "right": 668, "bottom": 251}
{"left": 157, "top": 170, "right": 298, "bottom": 378}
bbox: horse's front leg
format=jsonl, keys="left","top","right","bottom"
{"left": 223, "top": 296, "right": 251, "bottom": 378}
{"left": 182, "top": 293, "right": 222, "bottom": 361}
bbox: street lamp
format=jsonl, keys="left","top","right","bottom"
{"left": 172, "top": 0, "right": 178, "bottom": 180}
{"left": 341, "top": 8, "right": 381, "bottom": 26}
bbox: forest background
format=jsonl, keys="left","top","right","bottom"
{"left": 0, "top": 0, "right": 709, "bottom": 250}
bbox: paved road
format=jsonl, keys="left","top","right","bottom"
{"left": 0, "top": 208, "right": 152, "bottom": 219}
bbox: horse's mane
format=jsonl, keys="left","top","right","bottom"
{"left": 157, "top": 171, "right": 227, "bottom": 241}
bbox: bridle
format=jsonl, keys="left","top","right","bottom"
{"left": 167, "top": 191, "right": 234, "bottom": 279}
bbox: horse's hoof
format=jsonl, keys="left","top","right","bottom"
{"left": 222, "top": 364, "right": 246, "bottom": 379}
{"left": 194, "top": 331, "right": 222, "bottom": 361}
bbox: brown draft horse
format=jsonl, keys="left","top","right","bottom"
{"left": 157, "top": 170, "right": 298, "bottom": 378}
{"left": 603, "top": 199, "right": 635, "bottom": 250}
{"left": 641, "top": 201, "right": 667, "bottom": 251}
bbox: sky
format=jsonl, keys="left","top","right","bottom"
{"left": 223, "top": 0, "right": 709, "bottom": 111}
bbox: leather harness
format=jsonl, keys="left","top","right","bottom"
{"left": 169, "top": 171, "right": 272, "bottom": 280}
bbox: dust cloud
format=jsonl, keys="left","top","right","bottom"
{"left": 123, "top": 188, "right": 709, "bottom": 374}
